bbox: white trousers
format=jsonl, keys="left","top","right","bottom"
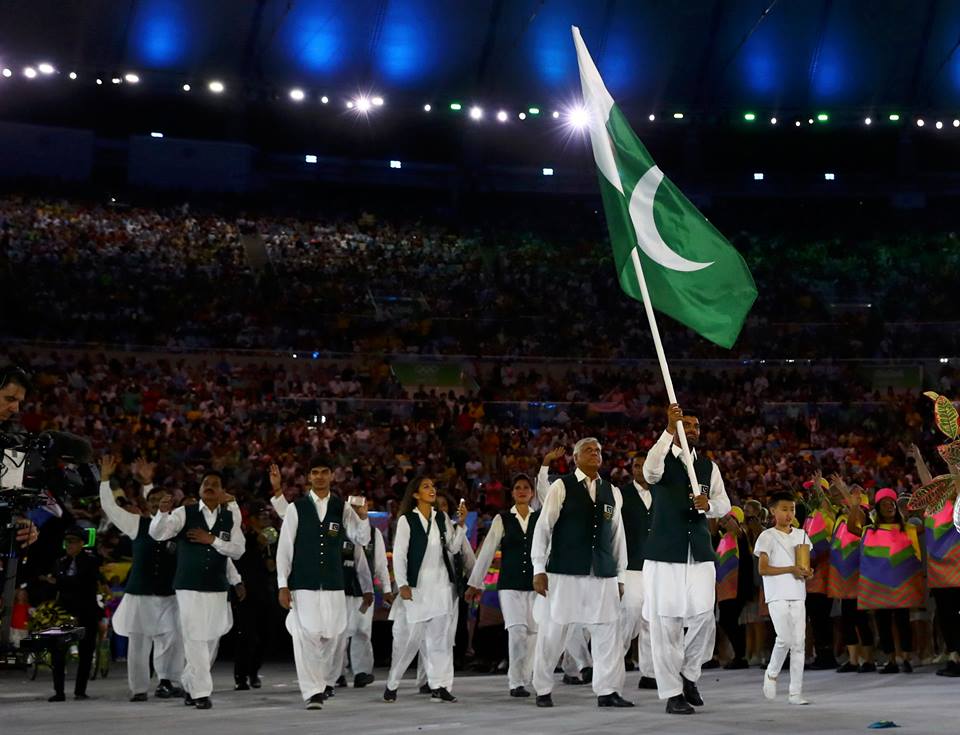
{"left": 181, "top": 638, "right": 219, "bottom": 699}
{"left": 416, "top": 602, "right": 458, "bottom": 687}
{"left": 766, "top": 600, "right": 806, "bottom": 697}
{"left": 619, "top": 603, "right": 654, "bottom": 684}
{"left": 126, "top": 630, "right": 184, "bottom": 695}
{"left": 506, "top": 624, "right": 537, "bottom": 690}
{"left": 649, "top": 609, "right": 715, "bottom": 700}
{"left": 289, "top": 613, "right": 339, "bottom": 701}
{"left": 561, "top": 624, "right": 592, "bottom": 676}
{"left": 533, "top": 616, "right": 622, "bottom": 697}
{"left": 332, "top": 597, "right": 375, "bottom": 680}
{"left": 388, "top": 613, "right": 454, "bottom": 691}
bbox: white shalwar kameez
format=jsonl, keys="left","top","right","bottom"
{"left": 149, "top": 502, "right": 245, "bottom": 700}
{"left": 531, "top": 469, "right": 628, "bottom": 698}
{"left": 338, "top": 527, "right": 391, "bottom": 680}
{"left": 618, "top": 480, "right": 655, "bottom": 687}
{"left": 275, "top": 491, "right": 371, "bottom": 701}
{"left": 387, "top": 509, "right": 465, "bottom": 692}
{"left": 99, "top": 481, "right": 183, "bottom": 695}
{"left": 642, "top": 431, "right": 731, "bottom": 700}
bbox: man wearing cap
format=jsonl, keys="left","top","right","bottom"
{"left": 643, "top": 404, "right": 731, "bottom": 715}
{"left": 150, "top": 470, "right": 245, "bottom": 710}
{"left": 531, "top": 437, "right": 633, "bottom": 709}
{"left": 275, "top": 455, "right": 370, "bottom": 710}
{"left": 99, "top": 455, "right": 183, "bottom": 702}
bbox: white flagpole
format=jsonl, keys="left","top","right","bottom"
{"left": 629, "top": 248, "right": 705, "bottom": 506}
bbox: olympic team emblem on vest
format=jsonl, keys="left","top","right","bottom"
{"left": 603, "top": 503, "right": 615, "bottom": 521}
{"left": 327, "top": 522, "right": 341, "bottom": 537}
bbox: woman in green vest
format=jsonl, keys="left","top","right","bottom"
{"left": 465, "top": 473, "right": 540, "bottom": 697}
{"left": 384, "top": 476, "right": 467, "bottom": 703}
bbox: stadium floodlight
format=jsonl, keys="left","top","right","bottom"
{"left": 753, "top": 173, "right": 764, "bottom": 181}
{"left": 552, "top": 110, "right": 560, "bottom": 118}
{"left": 816, "top": 112, "right": 829, "bottom": 122}
{"left": 208, "top": 80, "right": 225, "bottom": 94}
{"left": 542, "top": 167, "right": 554, "bottom": 176}
{"left": 518, "top": 112, "right": 526, "bottom": 120}
{"left": 496, "top": 110, "right": 508, "bottom": 122}
{"left": 356, "top": 96, "right": 372, "bottom": 112}
{"left": 648, "top": 113, "right": 656, "bottom": 122}
{"left": 807, "top": 118, "right": 814, "bottom": 124}
{"left": 371, "top": 96, "right": 384, "bottom": 107}
{"left": 38, "top": 63, "right": 55, "bottom": 75}
{"left": 321, "top": 95, "right": 329, "bottom": 104}
{"left": 423, "top": 103, "right": 431, "bottom": 112}
{"left": 888, "top": 113, "right": 900, "bottom": 121}
{"left": 125, "top": 73, "right": 140, "bottom": 84}
{"left": 289, "top": 88, "right": 305, "bottom": 102}
{"left": 794, "top": 120, "right": 801, "bottom": 127}
{"left": 449, "top": 102, "right": 462, "bottom": 111}
{"left": 864, "top": 117, "right": 872, "bottom": 125}
{"left": 182, "top": 83, "right": 191, "bottom": 91}
{"left": 528, "top": 107, "right": 540, "bottom": 115}
{"left": 150, "top": 132, "right": 164, "bottom": 138}
{"left": 673, "top": 112, "right": 684, "bottom": 119}
{"left": 1, "top": 68, "right": 11, "bottom": 78}
{"left": 305, "top": 154, "right": 318, "bottom": 164}
{"left": 346, "top": 101, "right": 355, "bottom": 109}
{"left": 96, "top": 78, "right": 103, "bottom": 85}
{"left": 567, "top": 106, "right": 590, "bottom": 129}
{"left": 936, "top": 120, "right": 944, "bottom": 129}
{"left": 954, "top": 119, "right": 960, "bottom": 128}
{"left": 112, "top": 77, "right": 122, "bottom": 84}
{"left": 940, "top": 358, "right": 950, "bottom": 364}
{"left": 389, "top": 160, "right": 402, "bottom": 169}
{"left": 23, "top": 67, "right": 37, "bottom": 79}
{"left": 770, "top": 117, "right": 777, "bottom": 125}
{"left": 916, "top": 118, "right": 925, "bottom": 127}
{"left": 69, "top": 72, "right": 77, "bottom": 80}
{"left": 824, "top": 172, "right": 835, "bottom": 181}
{"left": 469, "top": 106, "right": 483, "bottom": 120}
{"left": 743, "top": 112, "right": 756, "bottom": 121}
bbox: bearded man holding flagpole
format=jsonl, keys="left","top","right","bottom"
{"left": 571, "top": 27, "right": 755, "bottom": 715}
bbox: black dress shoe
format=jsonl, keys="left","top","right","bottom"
{"left": 858, "top": 662, "right": 877, "bottom": 673}
{"left": 638, "top": 676, "right": 658, "bottom": 690}
{"left": 419, "top": 683, "right": 433, "bottom": 694}
{"left": 336, "top": 675, "right": 348, "bottom": 688}
{"left": 193, "top": 696, "right": 212, "bottom": 710}
{"left": 234, "top": 680, "right": 250, "bottom": 691}
{"left": 536, "top": 694, "right": 554, "bottom": 708}
{"left": 250, "top": 675, "right": 262, "bottom": 689}
{"left": 324, "top": 685, "right": 336, "bottom": 698}
{"left": 383, "top": 687, "right": 397, "bottom": 702}
{"left": 666, "top": 694, "right": 695, "bottom": 715}
{"left": 561, "top": 674, "right": 584, "bottom": 685}
{"left": 184, "top": 693, "right": 195, "bottom": 706}
{"left": 598, "top": 693, "right": 635, "bottom": 707}
{"left": 701, "top": 658, "right": 720, "bottom": 670}
{"left": 510, "top": 686, "right": 531, "bottom": 698}
{"left": 48, "top": 693, "right": 66, "bottom": 702}
{"left": 306, "top": 693, "right": 324, "bottom": 710}
{"left": 901, "top": 660, "right": 913, "bottom": 673}
{"left": 808, "top": 657, "right": 838, "bottom": 670}
{"left": 354, "top": 673, "right": 375, "bottom": 688}
{"left": 879, "top": 661, "right": 899, "bottom": 674}
{"left": 155, "top": 681, "right": 182, "bottom": 698}
{"left": 130, "top": 693, "right": 148, "bottom": 702}
{"left": 681, "top": 676, "right": 704, "bottom": 707}
{"left": 430, "top": 687, "right": 457, "bottom": 703}
{"left": 937, "top": 660, "right": 960, "bottom": 677}
{"left": 580, "top": 667, "right": 593, "bottom": 684}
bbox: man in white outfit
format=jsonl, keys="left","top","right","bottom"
{"left": 99, "top": 455, "right": 183, "bottom": 702}
{"left": 642, "top": 404, "right": 731, "bottom": 715}
{"left": 329, "top": 530, "right": 378, "bottom": 688}
{"left": 149, "top": 471, "right": 245, "bottom": 710}
{"left": 531, "top": 438, "right": 633, "bottom": 708}
{"left": 275, "top": 455, "right": 371, "bottom": 710}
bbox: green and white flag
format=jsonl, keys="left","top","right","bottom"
{"left": 572, "top": 26, "right": 757, "bottom": 349}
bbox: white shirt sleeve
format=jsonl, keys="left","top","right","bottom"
{"left": 445, "top": 515, "right": 466, "bottom": 555}
{"left": 99, "top": 481, "right": 142, "bottom": 538}
{"left": 468, "top": 514, "right": 504, "bottom": 589}
{"left": 393, "top": 515, "right": 411, "bottom": 589}
{"left": 271, "top": 494, "right": 289, "bottom": 519}
{"left": 149, "top": 506, "right": 186, "bottom": 541}
{"left": 705, "top": 463, "right": 731, "bottom": 519}
{"left": 753, "top": 530, "right": 771, "bottom": 559}
{"left": 610, "top": 486, "right": 628, "bottom": 583}
{"left": 373, "top": 529, "right": 391, "bottom": 593}
{"left": 459, "top": 531, "right": 477, "bottom": 576}
{"left": 211, "top": 502, "right": 246, "bottom": 560}
{"left": 226, "top": 558, "right": 242, "bottom": 586}
{"left": 531, "top": 479, "right": 566, "bottom": 575}
{"left": 355, "top": 542, "right": 374, "bottom": 595}
{"left": 643, "top": 430, "right": 674, "bottom": 485}
{"left": 276, "top": 502, "right": 299, "bottom": 589}
{"left": 536, "top": 466, "right": 552, "bottom": 508}
{"left": 344, "top": 503, "right": 371, "bottom": 546}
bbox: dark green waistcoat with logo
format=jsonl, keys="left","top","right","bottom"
{"left": 405, "top": 510, "right": 456, "bottom": 587}
{"left": 620, "top": 483, "right": 653, "bottom": 571}
{"left": 288, "top": 494, "right": 346, "bottom": 591}
{"left": 497, "top": 509, "right": 540, "bottom": 591}
{"left": 643, "top": 451, "right": 716, "bottom": 564}
{"left": 545, "top": 474, "right": 617, "bottom": 578}
{"left": 173, "top": 504, "right": 233, "bottom": 592}
{"left": 126, "top": 516, "right": 176, "bottom": 596}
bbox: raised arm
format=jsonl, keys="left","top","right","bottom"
{"left": 643, "top": 430, "right": 674, "bottom": 485}
{"left": 344, "top": 502, "right": 371, "bottom": 546}
{"left": 99, "top": 482, "right": 142, "bottom": 538}
{"left": 467, "top": 514, "right": 504, "bottom": 590}
{"left": 531, "top": 479, "right": 565, "bottom": 587}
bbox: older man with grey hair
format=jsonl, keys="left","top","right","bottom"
{"left": 530, "top": 437, "right": 632, "bottom": 708}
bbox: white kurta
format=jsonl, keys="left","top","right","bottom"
{"left": 642, "top": 431, "right": 731, "bottom": 619}
{"left": 531, "top": 469, "right": 627, "bottom": 626}
{"left": 276, "top": 491, "right": 371, "bottom": 639}
{"left": 149, "top": 502, "right": 245, "bottom": 640}
{"left": 391, "top": 509, "right": 465, "bottom": 623}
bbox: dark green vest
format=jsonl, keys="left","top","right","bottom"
{"left": 545, "top": 474, "right": 618, "bottom": 578}
{"left": 405, "top": 510, "right": 456, "bottom": 587}
{"left": 643, "top": 451, "right": 716, "bottom": 564}
{"left": 497, "top": 509, "right": 539, "bottom": 591}
{"left": 173, "top": 504, "right": 234, "bottom": 592}
{"left": 287, "top": 494, "right": 346, "bottom": 591}
{"left": 126, "top": 516, "right": 176, "bottom": 596}
{"left": 342, "top": 537, "right": 376, "bottom": 597}
{"left": 621, "top": 483, "right": 653, "bottom": 571}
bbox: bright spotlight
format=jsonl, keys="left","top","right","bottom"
{"left": 346, "top": 101, "right": 355, "bottom": 109}
{"left": 469, "top": 106, "right": 483, "bottom": 120}
{"left": 389, "top": 160, "right": 402, "bottom": 169}
{"left": 528, "top": 107, "right": 540, "bottom": 116}
{"left": 916, "top": 118, "right": 925, "bottom": 127}
{"left": 69, "top": 72, "right": 77, "bottom": 80}
{"left": 807, "top": 118, "right": 814, "bottom": 124}
{"left": 355, "top": 96, "right": 372, "bottom": 112}
{"left": 150, "top": 132, "right": 164, "bottom": 138}
{"left": 648, "top": 113, "right": 656, "bottom": 122}
{"left": 936, "top": 120, "right": 944, "bottom": 129}
{"left": 864, "top": 117, "right": 872, "bottom": 125}
{"left": 450, "top": 102, "right": 462, "bottom": 111}
{"left": 753, "top": 172, "right": 764, "bottom": 181}
{"left": 423, "top": 103, "right": 431, "bottom": 112}
{"left": 743, "top": 112, "right": 756, "bottom": 121}
{"left": 567, "top": 106, "right": 590, "bottom": 129}
{"left": 795, "top": 120, "right": 801, "bottom": 127}
{"left": 888, "top": 113, "right": 900, "bottom": 121}
{"left": 542, "top": 168, "right": 554, "bottom": 176}
{"left": 23, "top": 67, "right": 37, "bottom": 79}
{"left": 518, "top": 112, "right": 527, "bottom": 120}
{"left": 289, "top": 88, "right": 305, "bottom": 101}
{"left": 182, "top": 83, "right": 191, "bottom": 92}
{"left": 208, "top": 80, "right": 225, "bottom": 94}
{"left": 125, "top": 73, "right": 140, "bottom": 84}
{"left": 1, "top": 68, "right": 11, "bottom": 78}
{"left": 824, "top": 172, "right": 835, "bottom": 181}
{"left": 38, "top": 63, "right": 55, "bottom": 75}
{"left": 673, "top": 112, "right": 684, "bottom": 119}
{"left": 496, "top": 110, "right": 508, "bottom": 122}
{"left": 96, "top": 78, "right": 103, "bottom": 85}
{"left": 305, "top": 154, "right": 318, "bottom": 164}
{"left": 321, "top": 95, "right": 329, "bottom": 104}
{"left": 816, "top": 112, "right": 829, "bottom": 122}
{"left": 111, "top": 77, "right": 122, "bottom": 85}
{"left": 954, "top": 119, "right": 960, "bottom": 127}
{"left": 552, "top": 110, "right": 560, "bottom": 119}
{"left": 770, "top": 117, "right": 777, "bottom": 125}
{"left": 371, "top": 96, "right": 384, "bottom": 107}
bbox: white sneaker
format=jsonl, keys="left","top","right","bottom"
{"left": 763, "top": 675, "right": 777, "bottom": 700}
{"left": 788, "top": 695, "right": 810, "bottom": 705}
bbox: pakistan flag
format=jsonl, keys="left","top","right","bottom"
{"left": 572, "top": 26, "right": 757, "bottom": 349}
